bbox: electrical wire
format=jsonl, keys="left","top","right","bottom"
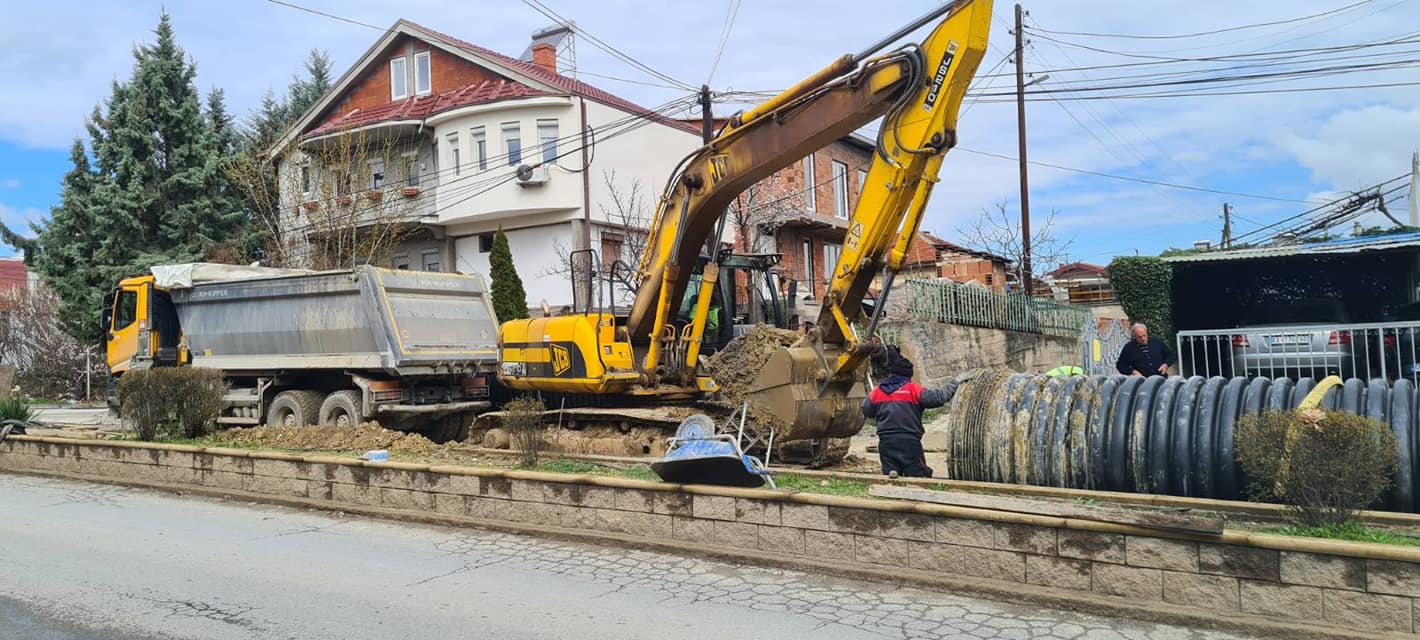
{"left": 521, "top": 0, "right": 697, "bottom": 91}
{"left": 1230, "top": 173, "right": 1409, "bottom": 243}
{"left": 706, "top": 0, "right": 743, "bottom": 85}
{"left": 1027, "top": 1, "right": 1372, "bottom": 41}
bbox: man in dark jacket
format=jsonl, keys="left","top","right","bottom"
{"left": 861, "top": 347, "right": 959, "bottom": 478}
{"left": 1115, "top": 322, "right": 1176, "bottom": 377}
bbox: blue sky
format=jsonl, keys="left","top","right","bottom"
{"left": 2, "top": 0, "right": 1418, "bottom": 268}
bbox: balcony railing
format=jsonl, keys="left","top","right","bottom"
{"left": 905, "top": 278, "right": 1092, "bottom": 338}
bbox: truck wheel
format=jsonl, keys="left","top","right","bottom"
{"left": 266, "top": 390, "right": 324, "bottom": 427}
{"left": 319, "top": 390, "right": 363, "bottom": 428}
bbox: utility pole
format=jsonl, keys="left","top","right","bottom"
{"left": 698, "top": 85, "right": 715, "bottom": 144}
{"left": 1221, "top": 203, "right": 1232, "bottom": 249}
{"left": 1013, "top": 3, "right": 1033, "bottom": 296}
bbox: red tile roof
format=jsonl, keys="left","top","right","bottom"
{"left": 399, "top": 21, "right": 701, "bottom": 136}
{"left": 307, "top": 78, "right": 551, "bottom": 138}
{"left": 1046, "top": 261, "right": 1108, "bottom": 278}
{"left": 0, "top": 259, "right": 27, "bottom": 292}
{"left": 914, "top": 231, "right": 1011, "bottom": 264}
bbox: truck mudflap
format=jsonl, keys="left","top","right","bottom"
{"left": 374, "top": 401, "right": 491, "bottom": 416}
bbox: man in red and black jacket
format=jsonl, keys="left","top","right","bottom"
{"left": 861, "top": 346, "right": 960, "bottom": 478}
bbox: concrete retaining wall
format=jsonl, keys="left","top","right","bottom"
{"left": 5, "top": 436, "right": 1419, "bottom": 638}
{"left": 882, "top": 320, "right": 1080, "bottom": 384}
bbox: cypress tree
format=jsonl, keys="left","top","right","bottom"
{"left": 489, "top": 227, "right": 529, "bottom": 322}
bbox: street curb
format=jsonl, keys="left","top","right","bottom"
{"left": 2, "top": 466, "right": 1404, "bottom": 640}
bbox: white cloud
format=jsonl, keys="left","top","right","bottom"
{"left": 0, "top": 203, "right": 46, "bottom": 235}
{"left": 1278, "top": 105, "right": 1420, "bottom": 190}
{"left": 0, "top": 179, "right": 18, "bottom": 189}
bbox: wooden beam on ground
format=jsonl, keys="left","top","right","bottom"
{"left": 868, "top": 485, "right": 1225, "bottom": 535}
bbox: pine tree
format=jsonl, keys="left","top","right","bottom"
{"left": 489, "top": 227, "right": 529, "bottom": 322}
{"left": 1, "top": 12, "right": 241, "bottom": 341}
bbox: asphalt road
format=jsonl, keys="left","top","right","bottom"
{"left": 0, "top": 474, "right": 1252, "bottom": 640}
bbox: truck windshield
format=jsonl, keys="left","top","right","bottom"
{"left": 385, "top": 292, "right": 497, "bottom": 352}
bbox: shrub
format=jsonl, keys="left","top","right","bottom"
{"left": 0, "top": 397, "right": 36, "bottom": 423}
{"left": 1107, "top": 257, "right": 1173, "bottom": 340}
{"left": 1236, "top": 408, "right": 1397, "bottom": 527}
{"left": 117, "top": 367, "right": 228, "bottom": 441}
{"left": 1234, "top": 410, "right": 1294, "bottom": 502}
{"left": 503, "top": 395, "right": 546, "bottom": 466}
{"left": 489, "top": 226, "right": 529, "bottom": 322}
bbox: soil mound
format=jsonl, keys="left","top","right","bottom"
{"left": 215, "top": 422, "right": 439, "bottom": 455}
{"left": 702, "top": 325, "right": 801, "bottom": 400}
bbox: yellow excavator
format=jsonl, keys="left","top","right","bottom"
{"left": 498, "top": 0, "right": 993, "bottom": 443}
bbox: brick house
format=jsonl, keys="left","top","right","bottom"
{"left": 891, "top": 231, "right": 1011, "bottom": 293}
{"left": 270, "top": 20, "right": 701, "bottom": 308}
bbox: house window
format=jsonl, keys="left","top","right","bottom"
{"left": 601, "top": 232, "right": 624, "bottom": 268}
{"left": 392, "top": 253, "right": 410, "bottom": 270}
{"left": 447, "top": 134, "right": 460, "bottom": 176}
{"left": 390, "top": 57, "right": 408, "bottom": 100}
{"left": 414, "top": 51, "right": 432, "bottom": 95}
{"left": 368, "top": 158, "right": 385, "bottom": 189}
{"left": 503, "top": 123, "right": 522, "bottom": 166}
{"left": 478, "top": 233, "right": 494, "bottom": 253}
{"left": 471, "top": 127, "right": 487, "bottom": 170}
{"left": 857, "top": 168, "right": 868, "bottom": 192}
{"left": 401, "top": 153, "right": 419, "bottom": 187}
{"left": 422, "top": 249, "right": 441, "bottom": 272}
{"left": 537, "top": 119, "right": 559, "bottom": 164}
{"left": 300, "top": 162, "right": 312, "bottom": 197}
{"left": 803, "top": 154, "right": 816, "bottom": 212}
{"left": 832, "top": 161, "right": 849, "bottom": 218}
{"left": 823, "top": 242, "right": 841, "bottom": 281}
{"left": 800, "top": 238, "right": 814, "bottom": 282}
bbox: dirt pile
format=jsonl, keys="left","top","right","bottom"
{"left": 215, "top": 423, "right": 440, "bottom": 455}
{"left": 702, "top": 324, "right": 801, "bottom": 400}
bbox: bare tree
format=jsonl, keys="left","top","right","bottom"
{"left": 725, "top": 169, "right": 806, "bottom": 322}
{"left": 545, "top": 170, "right": 653, "bottom": 308}
{"left": 0, "top": 286, "right": 100, "bottom": 399}
{"left": 955, "top": 200, "right": 1074, "bottom": 291}
{"left": 229, "top": 127, "right": 423, "bottom": 269}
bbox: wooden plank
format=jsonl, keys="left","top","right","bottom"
{"left": 868, "top": 485, "right": 1224, "bottom": 535}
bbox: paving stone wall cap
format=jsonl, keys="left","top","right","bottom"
{"left": 245, "top": 451, "right": 307, "bottom": 462}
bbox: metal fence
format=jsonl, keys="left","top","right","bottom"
{"left": 904, "top": 278, "right": 1094, "bottom": 338}
{"left": 1080, "top": 319, "right": 1130, "bottom": 376}
{"left": 1176, "top": 321, "right": 1420, "bottom": 382}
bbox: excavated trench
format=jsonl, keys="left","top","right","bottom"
{"left": 944, "top": 373, "right": 1420, "bottom": 512}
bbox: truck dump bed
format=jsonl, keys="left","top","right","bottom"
{"left": 163, "top": 265, "right": 498, "bottom": 374}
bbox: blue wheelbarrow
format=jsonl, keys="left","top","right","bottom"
{"left": 651, "top": 407, "right": 776, "bottom": 488}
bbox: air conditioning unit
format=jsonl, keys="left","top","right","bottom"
{"left": 514, "top": 164, "right": 549, "bottom": 187}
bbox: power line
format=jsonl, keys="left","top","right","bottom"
{"left": 1026, "top": 1, "right": 1372, "bottom": 41}
{"left": 706, "top": 0, "right": 743, "bottom": 85}
{"left": 1231, "top": 173, "right": 1409, "bottom": 243}
{"left": 975, "top": 78, "right": 1420, "bottom": 103}
{"left": 263, "top": 0, "right": 383, "bottom": 30}
{"left": 955, "top": 147, "right": 1324, "bottom": 204}
{"left": 520, "top": 0, "right": 697, "bottom": 91}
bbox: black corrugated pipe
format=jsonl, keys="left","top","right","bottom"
{"left": 944, "top": 374, "right": 1420, "bottom": 512}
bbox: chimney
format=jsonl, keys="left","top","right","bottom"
{"left": 531, "top": 42, "right": 557, "bottom": 74}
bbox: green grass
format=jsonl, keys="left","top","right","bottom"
{"left": 773, "top": 473, "right": 871, "bottom": 497}
{"left": 528, "top": 459, "right": 658, "bottom": 481}
{"left": 1264, "top": 521, "right": 1420, "bottom": 547}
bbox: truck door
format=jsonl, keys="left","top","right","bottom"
{"left": 106, "top": 284, "right": 147, "bottom": 372}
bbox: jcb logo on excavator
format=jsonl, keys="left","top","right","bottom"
{"left": 708, "top": 154, "right": 731, "bottom": 185}
{"left": 551, "top": 344, "right": 572, "bottom": 376}
{"left": 922, "top": 41, "right": 959, "bottom": 113}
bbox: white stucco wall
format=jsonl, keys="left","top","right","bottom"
{"left": 583, "top": 100, "right": 700, "bottom": 228}
{"left": 452, "top": 221, "right": 575, "bottom": 311}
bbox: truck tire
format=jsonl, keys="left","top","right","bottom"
{"left": 319, "top": 390, "right": 363, "bottom": 428}
{"left": 267, "top": 390, "right": 324, "bottom": 427}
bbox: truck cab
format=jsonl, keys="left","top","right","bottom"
{"left": 103, "top": 275, "right": 183, "bottom": 376}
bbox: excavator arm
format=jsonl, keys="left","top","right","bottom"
{"left": 497, "top": 0, "right": 992, "bottom": 442}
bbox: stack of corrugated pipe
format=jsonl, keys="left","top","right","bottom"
{"left": 944, "top": 373, "right": 1419, "bottom": 512}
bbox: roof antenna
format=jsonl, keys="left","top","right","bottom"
{"left": 522, "top": 24, "right": 576, "bottom": 77}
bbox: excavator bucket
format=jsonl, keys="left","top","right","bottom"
{"left": 746, "top": 344, "right": 867, "bottom": 441}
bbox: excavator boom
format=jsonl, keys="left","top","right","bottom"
{"left": 497, "top": 0, "right": 993, "bottom": 443}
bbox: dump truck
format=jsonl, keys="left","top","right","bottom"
{"left": 103, "top": 263, "right": 500, "bottom": 440}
